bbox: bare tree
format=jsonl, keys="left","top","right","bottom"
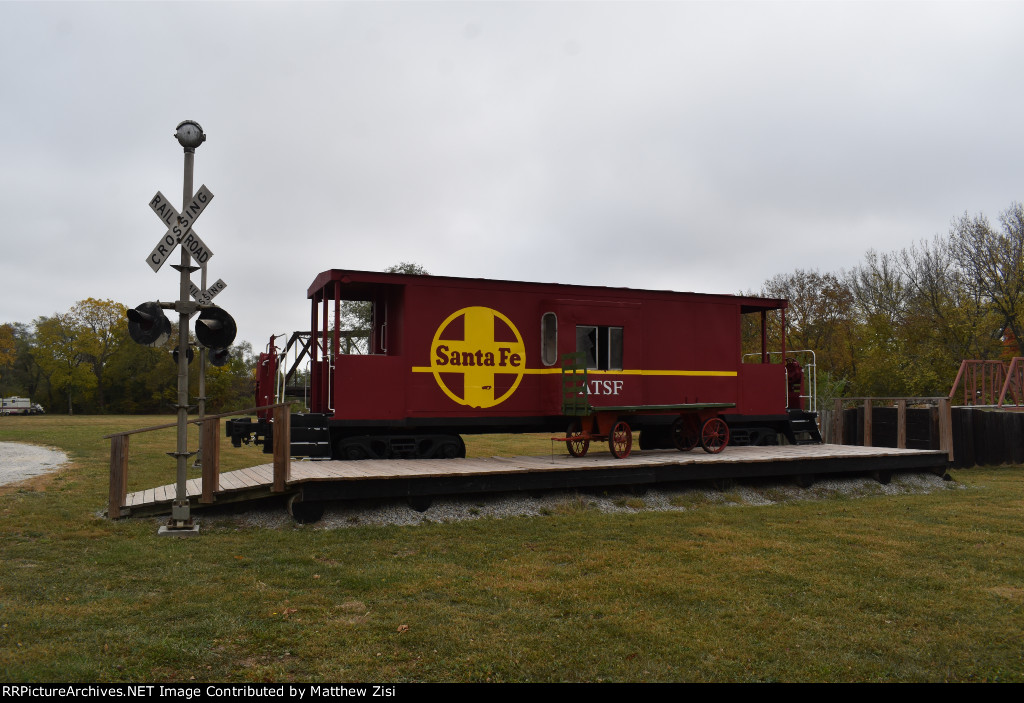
{"left": 949, "top": 203, "right": 1024, "bottom": 345}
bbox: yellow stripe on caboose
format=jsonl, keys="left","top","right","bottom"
{"left": 411, "top": 367, "right": 736, "bottom": 377}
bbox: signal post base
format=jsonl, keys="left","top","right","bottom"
{"left": 158, "top": 523, "right": 200, "bottom": 537}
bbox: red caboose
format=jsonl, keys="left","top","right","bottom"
{"left": 232, "top": 270, "right": 819, "bottom": 458}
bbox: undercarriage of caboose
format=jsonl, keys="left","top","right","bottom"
{"left": 226, "top": 270, "right": 822, "bottom": 460}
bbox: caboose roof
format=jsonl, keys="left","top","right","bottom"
{"left": 308, "top": 269, "right": 787, "bottom": 313}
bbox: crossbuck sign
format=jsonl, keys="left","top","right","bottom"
{"left": 190, "top": 278, "right": 227, "bottom": 305}
{"left": 146, "top": 185, "right": 216, "bottom": 272}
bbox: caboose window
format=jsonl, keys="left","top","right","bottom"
{"left": 576, "top": 325, "right": 623, "bottom": 371}
{"left": 541, "top": 312, "right": 558, "bottom": 366}
{"left": 609, "top": 326, "right": 623, "bottom": 369}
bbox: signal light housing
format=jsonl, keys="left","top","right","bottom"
{"left": 195, "top": 307, "right": 237, "bottom": 349}
{"left": 127, "top": 302, "right": 172, "bottom": 347}
{"left": 209, "top": 347, "right": 230, "bottom": 367}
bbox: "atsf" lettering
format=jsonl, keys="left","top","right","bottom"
{"left": 581, "top": 379, "right": 623, "bottom": 396}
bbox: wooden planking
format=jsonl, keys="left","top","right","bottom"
{"left": 124, "top": 443, "right": 948, "bottom": 512}
{"left": 246, "top": 463, "right": 275, "bottom": 484}
{"left": 234, "top": 467, "right": 267, "bottom": 488}
{"left": 219, "top": 471, "right": 246, "bottom": 491}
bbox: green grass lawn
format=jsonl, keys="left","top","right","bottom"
{"left": 0, "top": 415, "right": 1022, "bottom": 682}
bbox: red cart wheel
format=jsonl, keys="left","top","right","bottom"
{"left": 609, "top": 421, "right": 633, "bottom": 459}
{"left": 700, "top": 417, "right": 730, "bottom": 454}
{"left": 566, "top": 420, "right": 590, "bottom": 457}
{"left": 671, "top": 416, "right": 698, "bottom": 452}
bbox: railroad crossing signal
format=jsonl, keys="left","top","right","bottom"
{"left": 146, "top": 185, "right": 216, "bottom": 272}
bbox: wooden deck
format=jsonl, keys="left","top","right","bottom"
{"left": 121, "top": 443, "right": 950, "bottom": 517}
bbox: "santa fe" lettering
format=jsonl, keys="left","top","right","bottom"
{"left": 434, "top": 346, "right": 522, "bottom": 368}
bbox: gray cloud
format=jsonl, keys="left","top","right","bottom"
{"left": 3, "top": 1, "right": 1023, "bottom": 347}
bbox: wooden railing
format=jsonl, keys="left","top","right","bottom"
{"left": 823, "top": 397, "right": 953, "bottom": 461}
{"left": 105, "top": 404, "right": 291, "bottom": 519}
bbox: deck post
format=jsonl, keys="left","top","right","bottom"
{"left": 832, "top": 398, "right": 844, "bottom": 445}
{"left": 108, "top": 434, "right": 129, "bottom": 519}
{"left": 863, "top": 399, "right": 873, "bottom": 447}
{"left": 200, "top": 417, "right": 220, "bottom": 504}
{"left": 272, "top": 405, "right": 290, "bottom": 493}
{"left": 938, "top": 397, "right": 953, "bottom": 461}
{"left": 897, "top": 399, "right": 907, "bottom": 449}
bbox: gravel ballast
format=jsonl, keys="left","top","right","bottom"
{"left": 207, "top": 470, "right": 956, "bottom": 530}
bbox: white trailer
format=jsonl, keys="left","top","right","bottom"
{"left": 0, "top": 397, "right": 45, "bottom": 415}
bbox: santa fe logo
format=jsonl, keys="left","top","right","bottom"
{"left": 429, "top": 307, "right": 526, "bottom": 409}
{"left": 146, "top": 185, "right": 215, "bottom": 272}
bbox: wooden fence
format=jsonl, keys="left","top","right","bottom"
{"left": 820, "top": 397, "right": 1024, "bottom": 467}
{"left": 820, "top": 397, "right": 953, "bottom": 462}
{"left": 105, "top": 404, "right": 291, "bottom": 519}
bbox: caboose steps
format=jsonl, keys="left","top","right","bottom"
{"left": 785, "top": 409, "right": 824, "bottom": 445}
{"left": 119, "top": 443, "right": 949, "bottom": 520}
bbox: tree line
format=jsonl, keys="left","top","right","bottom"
{"left": 756, "top": 201, "right": 1024, "bottom": 400}
{"left": 0, "top": 299, "right": 256, "bottom": 415}
{"left": 2, "top": 208, "right": 1020, "bottom": 416}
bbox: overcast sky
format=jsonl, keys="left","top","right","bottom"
{"left": 3, "top": 0, "right": 1024, "bottom": 349}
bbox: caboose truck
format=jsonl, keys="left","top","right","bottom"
{"left": 227, "top": 270, "right": 821, "bottom": 459}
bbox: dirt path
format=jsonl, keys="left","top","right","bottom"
{"left": 0, "top": 442, "right": 68, "bottom": 485}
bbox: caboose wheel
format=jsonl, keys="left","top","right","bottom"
{"left": 336, "top": 438, "right": 369, "bottom": 460}
{"left": 671, "top": 416, "right": 698, "bottom": 452}
{"left": 566, "top": 420, "right": 590, "bottom": 457}
{"left": 794, "top": 473, "right": 815, "bottom": 488}
{"left": 432, "top": 437, "right": 465, "bottom": 459}
{"left": 609, "top": 421, "right": 633, "bottom": 459}
{"left": 700, "top": 417, "right": 729, "bottom": 454}
{"left": 287, "top": 494, "right": 325, "bottom": 524}
{"left": 407, "top": 495, "right": 433, "bottom": 512}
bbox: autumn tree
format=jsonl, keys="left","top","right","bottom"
{"left": 0, "top": 323, "right": 47, "bottom": 402}
{"left": 71, "top": 298, "right": 127, "bottom": 412}
{"left": 29, "top": 299, "right": 130, "bottom": 413}
{"left": 32, "top": 313, "right": 95, "bottom": 414}
{"left": 201, "top": 341, "right": 257, "bottom": 413}
{"left": 761, "top": 268, "right": 857, "bottom": 383}
{"left": 0, "top": 323, "right": 14, "bottom": 384}
{"left": 845, "top": 250, "right": 911, "bottom": 395}
{"left": 899, "top": 236, "right": 1001, "bottom": 375}
{"left": 104, "top": 335, "right": 176, "bottom": 413}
